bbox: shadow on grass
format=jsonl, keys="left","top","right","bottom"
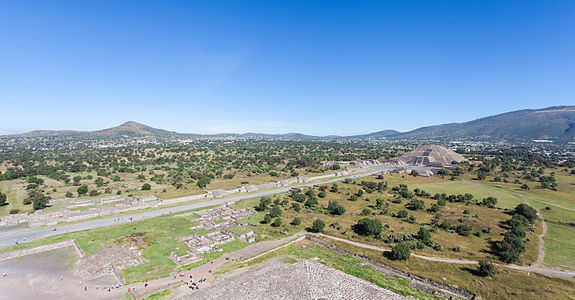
{"left": 461, "top": 266, "right": 484, "bottom": 277}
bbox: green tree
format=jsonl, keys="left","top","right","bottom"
{"left": 271, "top": 217, "right": 283, "bottom": 227}
{"left": 292, "top": 202, "right": 301, "bottom": 212}
{"left": 32, "top": 193, "right": 50, "bottom": 210}
{"left": 330, "top": 183, "right": 339, "bottom": 193}
{"left": 141, "top": 183, "right": 151, "bottom": 190}
{"left": 310, "top": 219, "right": 325, "bottom": 233}
{"left": 482, "top": 196, "right": 498, "bottom": 208}
{"left": 327, "top": 201, "right": 346, "bottom": 215}
{"left": 261, "top": 214, "right": 272, "bottom": 224}
{"left": 352, "top": 218, "right": 383, "bottom": 236}
{"left": 361, "top": 208, "right": 372, "bottom": 216}
{"left": 417, "top": 227, "right": 432, "bottom": 245}
{"left": 94, "top": 177, "right": 105, "bottom": 187}
{"left": 509, "top": 214, "right": 529, "bottom": 228}
{"left": 77, "top": 185, "right": 88, "bottom": 195}
{"left": 396, "top": 210, "right": 408, "bottom": 218}
{"left": 496, "top": 234, "right": 525, "bottom": 263}
{"left": 0, "top": 190, "right": 7, "bottom": 206}
{"left": 305, "top": 197, "right": 319, "bottom": 208}
{"left": 290, "top": 217, "right": 301, "bottom": 226}
{"left": 478, "top": 259, "right": 496, "bottom": 277}
{"left": 390, "top": 243, "right": 411, "bottom": 261}
{"left": 514, "top": 204, "right": 538, "bottom": 223}
{"left": 256, "top": 197, "right": 272, "bottom": 212}
{"left": 408, "top": 199, "right": 425, "bottom": 210}
{"left": 270, "top": 205, "right": 282, "bottom": 218}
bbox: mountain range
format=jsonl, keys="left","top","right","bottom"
{"left": 7, "top": 106, "right": 575, "bottom": 142}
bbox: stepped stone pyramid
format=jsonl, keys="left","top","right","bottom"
{"left": 391, "top": 145, "right": 464, "bottom": 167}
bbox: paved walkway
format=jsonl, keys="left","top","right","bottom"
{"left": 0, "top": 165, "right": 402, "bottom": 250}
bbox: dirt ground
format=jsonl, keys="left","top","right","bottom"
{"left": 0, "top": 246, "right": 118, "bottom": 300}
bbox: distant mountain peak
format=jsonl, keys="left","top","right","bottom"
{"left": 120, "top": 121, "right": 141, "bottom": 126}
{"left": 8, "top": 106, "right": 575, "bottom": 141}
{"left": 397, "top": 105, "right": 575, "bottom": 141}
{"left": 92, "top": 121, "right": 176, "bottom": 137}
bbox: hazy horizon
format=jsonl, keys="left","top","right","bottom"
{"left": 2, "top": 105, "right": 575, "bottom": 137}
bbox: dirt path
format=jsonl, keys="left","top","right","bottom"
{"left": 3, "top": 229, "right": 574, "bottom": 300}
{"left": 460, "top": 180, "right": 572, "bottom": 271}
{"left": 511, "top": 190, "right": 575, "bottom": 212}
{"left": 533, "top": 214, "right": 547, "bottom": 267}
{"left": 114, "top": 232, "right": 575, "bottom": 298}
{"left": 312, "top": 233, "right": 575, "bottom": 279}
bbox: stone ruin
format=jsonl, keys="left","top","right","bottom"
{"left": 169, "top": 205, "right": 259, "bottom": 266}
{"left": 182, "top": 258, "right": 407, "bottom": 300}
{"left": 0, "top": 161, "right": 375, "bottom": 229}
{"left": 388, "top": 145, "right": 464, "bottom": 167}
{"left": 75, "top": 246, "right": 147, "bottom": 283}
{"left": 0, "top": 195, "right": 161, "bottom": 228}
{"left": 323, "top": 159, "right": 380, "bottom": 168}
{"left": 390, "top": 167, "right": 435, "bottom": 177}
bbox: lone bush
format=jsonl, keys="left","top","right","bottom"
{"left": 327, "top": 200, "right": 346, "bottom": 215}
{"left": 417, "top": 227, "right": 432, "bottom": 245}
{"left": 390, "top": 243, "right": 411, "bottom": 261}
{"left": 478, "top": 259, "right": 496, "bottom": 277}
{"left": 77, "top": 185, "right": 88, "bottom": 195}
{"left": 261, "top": 214, "right": 272, "bottom": 224}
{"left": 310, "top": 219, "right": 325, "bottom": 233}
{"left": 271, "top": 217, "right": 283, "bottom": 227}
{"left": 290, "top": 217, "right": 301, "bottom": 226}
{"left": 353, "top": 218, "right": 383, "bottom": 236}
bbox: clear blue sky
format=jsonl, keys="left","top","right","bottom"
{"left": 1, "top": 1, "right": 574, "bottom": 135}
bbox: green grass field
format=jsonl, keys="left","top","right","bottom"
{"left": 400, "top": 176, "right": 575, "bottom": 270}
{"left": 545, "top": 222, "right": 575, "bottom": 271}
{"left": 234, "top": 177, "right": 539, "bottom": 264}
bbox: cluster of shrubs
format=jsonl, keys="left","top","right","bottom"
{"left": 387, "top": 226, "right": 442, "bottom": 261}
{"left": 539, "top": 175, "right": 558, "bottom": 190}
{"left": 432, "top": 192, "right": 474, "bottom": 203}
{"left": 391, "top": 184, "right": 412, "bottom": 199}
{"left": 359, "top": 181, "right": 387, "bottom": 193}
{"left": 385, "top": 233, "right": 415, "bottom": 244}
{"left": 396, "top": 185, "right": 500, "bottom": 211}
{"left": 289, "top": 189, "right": 319, "bottom": 208}
{"left": 256, "top": 196, "right": 285, "bottom": 227}
{"left": 494, "top": 204, "right": 537, "bottom": 263}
